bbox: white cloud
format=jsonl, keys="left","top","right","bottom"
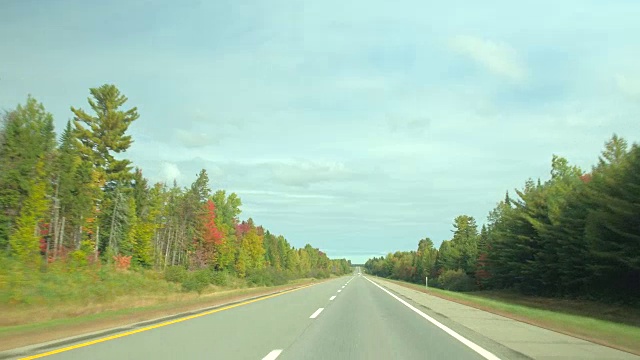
{"left": 335, "top": 76, "right": 391, "bottom": 92}
{"left": 450, "top": 35, "right": 527, "bottom": 83}
{"left": 160, "top": 162, "right": 181, "bottom": 183}
{"left": 615, "top": 73, "right": 640, "bottom": 99}
{"left": 269, "top": 160, "right": 360, "bottom": 188}
{"left": 175, "top": 129, "right": 212, "bottom": 148}
{"left": 231, "top": 189, "right": 338, "bottom": 200}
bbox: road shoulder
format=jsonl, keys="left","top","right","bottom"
{"left": 368, "top": 277, "right": 640, "bottom": 360}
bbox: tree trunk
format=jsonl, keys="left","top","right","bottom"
{"left": 108, "top": 191, "right": 120, "bottom": 252}
{"left": 51, "top": 179, "right": 60, "bottom": 261}
{"left": 77, "top": 214, "right": 83, "bottom": 250}
{"left": 58, "top": 217, "right": 66, "bottom": 256}
{"left": 95, "top": 225, "right": 100, "bottom": 262}
{"left": 164, "top": 228, "right": 173, "bottom": 270}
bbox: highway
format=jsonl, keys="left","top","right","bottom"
{"left": 12, "top": 268, "right": 639, "bottom": 360}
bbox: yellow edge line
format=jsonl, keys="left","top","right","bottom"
{"left": 20, "top": 283, "right": 316, "bottom": 359}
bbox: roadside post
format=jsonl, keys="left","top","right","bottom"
{"left": 425, "top": 276, "right": 428, "bottom": 288}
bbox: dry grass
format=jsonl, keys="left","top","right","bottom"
{"left": 0, "top": 278, "right": 323, "bottom": 352}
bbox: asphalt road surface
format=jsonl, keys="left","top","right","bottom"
{"left": 11, "top": 268, "right": 636, "bottom": 360}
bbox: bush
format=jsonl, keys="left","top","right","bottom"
{"left": 437, "top": 269, "right": 476, "bottom": 292}
{"left": 164, "top": 266, "right": 188, "bottom": 283}
{"left": 308, "top": 269, "right": 330, "bottom": 279}
{"left": 247, "top": 268, "right": 289, "bottom": 287}
{"left": 0, "top": 257, "right": 177, "bottom": 306}
{"left": 180, "top": 269, "right": 211, "bottom": 294}
{"left": 210, "top": 270, "right": 230, "bottom": 286}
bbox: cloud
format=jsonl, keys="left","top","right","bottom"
{"left": 160, "top": 162, "right": 181, "bottom": 182}
{"left": 269, "top": 160, "right": 360, "bottom": 188}
{"left": 335, "top": 75, "right": 391, "bottom": 92}
{"left": 386, "top": 115, "right": 431, "bottom": 137}
{"left": 175, "top": 129, "right": 214, "bottom": 148}
{"left": 615, "top": 73, "right": 640, "bottom": 99}
{"left": 231, "top": 189, "right": 338, "bottom": 200}
{"left": 450, "top": 35, "right": 527, "bottom": 83}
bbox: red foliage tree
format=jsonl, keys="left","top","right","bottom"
{"left": 203, "top": 200, "right": 223, "bottom": 245}
{"left": 235, "top": 221, "right": 251, "bottom": 239}
{"left": 190, "top": 199, "right": 225, "bottom": 269}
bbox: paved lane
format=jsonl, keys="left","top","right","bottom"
{"left": 277, "top": 275, "right": 489, "bottom": 360}
{"left": 21, "top": 272, "right": 497, "bottom": 360}
{"left": 19, "top": 269, "right": 626, "bottom": 360}
{"left": 26, "top": 277, "right": 352, "bottom": 360}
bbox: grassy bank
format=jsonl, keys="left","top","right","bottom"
{"left": 0, "top": 276, "right": 325, "bottom": 351}
{"left": 373, "top": 276, "right": 640, "bottom": 355}
{"left": 0, "top": 257, "right": 342, "bottom": 351}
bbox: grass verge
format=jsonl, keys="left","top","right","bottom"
{"left": 372, "top": 276, "right": 640, "bottom": 356}
{"left": 0, "top": 277, "right": 324, "bottom": 352}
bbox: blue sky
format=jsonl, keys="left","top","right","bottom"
{"left": 2, "top": 0, "right": 640, "bottom": 263}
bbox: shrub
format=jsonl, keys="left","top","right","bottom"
{"left": 181, "top": 270, "right": 211, "bottom": 294}
{"left": 210, "top": 270, "right": 230, "bottom": 286}
{"left": 308, "top": 269, "right": 330, "bottom": 279}
{"left": 437, "top": 269, "right": 476, "bottom": 292}
{"left": 164, "top": 266, "right": 188, "bottom": 283}
{"left": 247, "top": 268, "right": 289, "bottom": 287}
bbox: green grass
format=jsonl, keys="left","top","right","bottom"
{"left": 0, "top": 276, "right": 324, "bottom": 351}
{"left": 0, "top": 256, "right": 345, "bottom": 351}
{"left": 0, "top": 281, "right": 310, "bottom": 335}
{"left": 374, "top": 276, "right": 640, "bottom": 355}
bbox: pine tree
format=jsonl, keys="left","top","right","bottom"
{"left": 450, "top": 215, "right": 479, "bottom": 275}
{"left": 71, "top": 84, "right": 139, "bottom": 184}
{"left": 0, "top": 96, "right": 56, "bottom": 250}
{"left": 9, "top": 160, "right": 50, "bottom": 266}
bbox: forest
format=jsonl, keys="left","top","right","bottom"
{"left": 365, "top": 135, "right": 640, "bottom": 304}
{"left": 0, "top": 84, "right": 352, "bottom": 304}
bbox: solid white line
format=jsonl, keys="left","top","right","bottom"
{"left": 262, "top": 349, "right": 283, "bottom": 360}
{"left": 364, "top": 277, "right": 501, "bottom": 360}
{"left": 337, "top": 289, "right": 342, "bottom": 293}
{"left": 330, "top": 295, "right": 336, "bottom": 301}
{"left": 309, "top": 308, "right": 324, "bottom": 319}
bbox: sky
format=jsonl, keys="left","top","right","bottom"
{"left": 1, "top": 0, "right": 640, "bottom": 264}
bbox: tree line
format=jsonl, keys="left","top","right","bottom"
{"left": 0, "top": 84, "right": 352, "bottom": 297}
{"left": 365, "top": 135, "right": 639, "bottom": 303}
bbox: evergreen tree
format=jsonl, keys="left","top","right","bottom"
{"left": 0, "top": 96, "right": 56, "bottom": 250}
{"left": 9, "top": 160, "right": 50, "bottom": 266}
{"left": 71, "top": 84, "right": 139, "bottom": 183}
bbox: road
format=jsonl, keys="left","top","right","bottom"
{"left": 10, "top": 268, "right": 638, "bottom": 360}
